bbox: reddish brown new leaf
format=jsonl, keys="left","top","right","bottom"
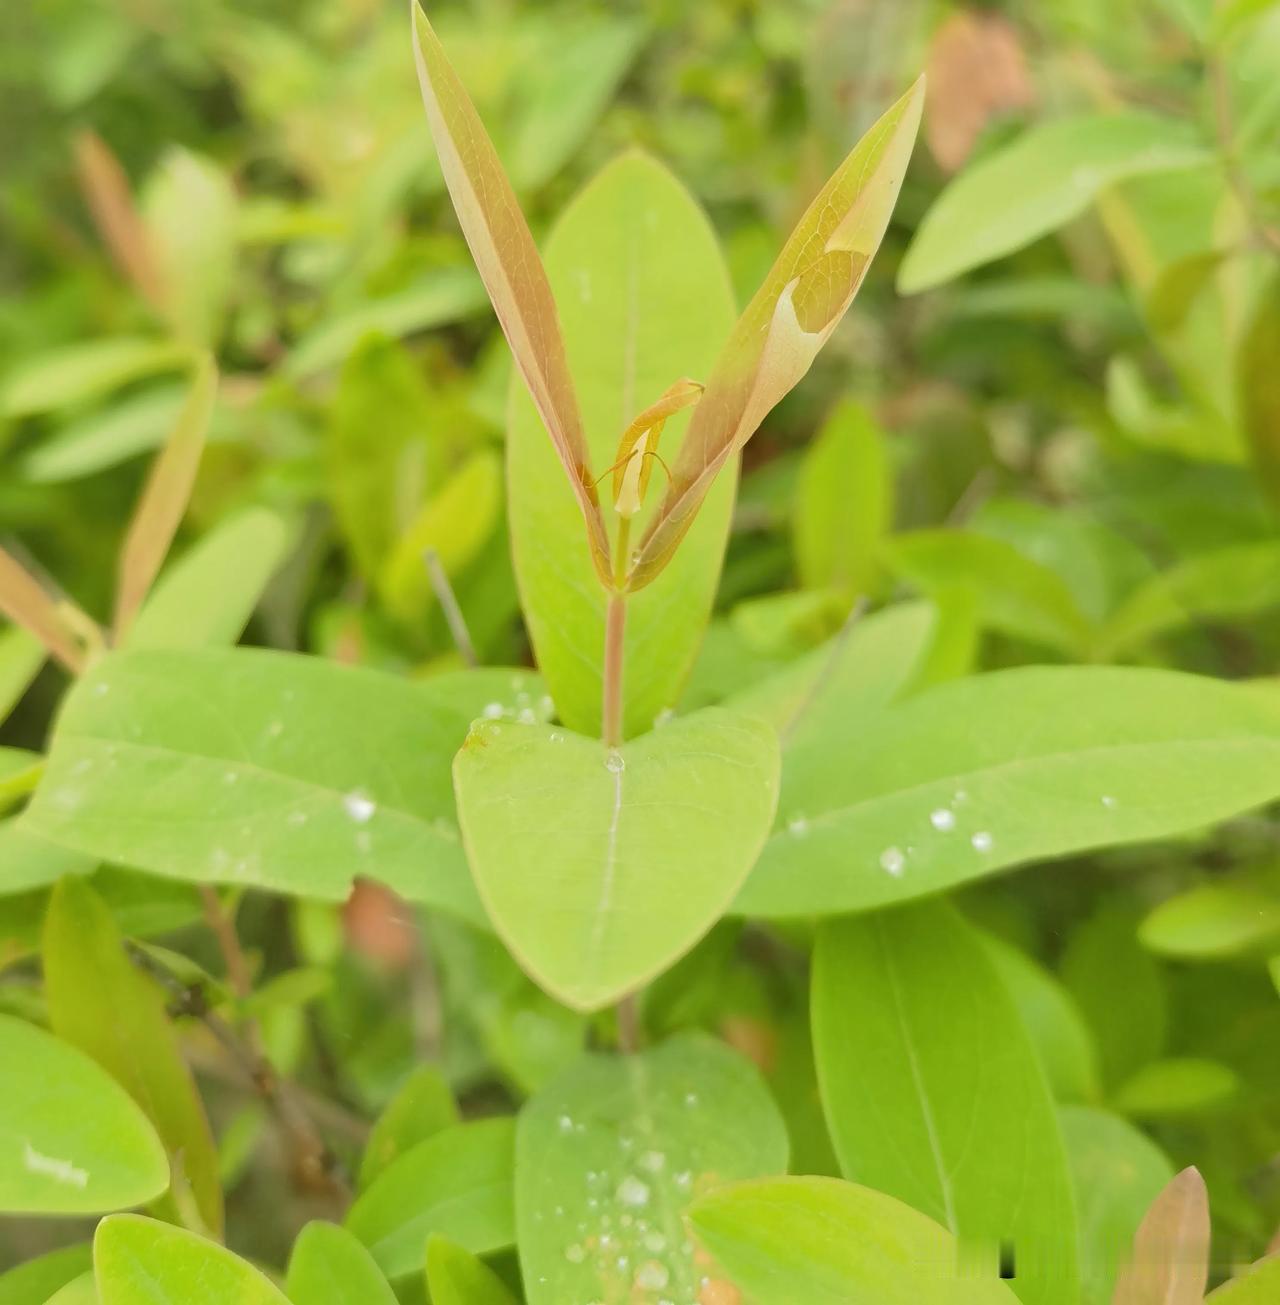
{"left": 0, "top": 548, "right": 85, "bottom": 673}
{"left": 628, "top": 76, "right": 925, "bottom": 592}
{"left": 410, "top": 3, "right": 610, "bottom": 583}
{"left": 73, "top": 130, "right": 165, "bottom": 312}
{"left": 1112, "top": 1166, "right": 1210, "bottom": 1305}
{"left": 113, "top": 353, "right": 218, "bottom": 642}
{"left": 610, "top": 377, "right": 703, "bottom": 519}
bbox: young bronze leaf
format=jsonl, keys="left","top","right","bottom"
{"left": 0, "top": 548, "right": 85, "bottom": 673}
{"left": 113, "top": 353, "right": 217, "bottom": 642}
{"left": 628, "top": 75, "right": 925, "bottom": 590}
{"left": 410, "top": 3, "right": 609, "bottom": 581}
{"left": 610, "top": 377, "right": 703, "bottom": 519}
{"left": 1111, "top": 1167, "right": 1209, "bottom": 1305}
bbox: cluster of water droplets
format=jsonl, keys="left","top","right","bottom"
{"left": 480, "top": 677, "right": 557, "bottom": 727}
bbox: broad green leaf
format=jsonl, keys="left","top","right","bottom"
{"left": 411, "top": 5, "right": 609, "bottom": 578}
{"left": 729, "top": 587, "right": 849, "bottom": 660}
{"left": 285, "top": 1222, "right": 396, "bottom": 1305}
{"left": 508, "top": 150, "right": 737, "bottom": 738}
{"left": 23, "top": 649, "right": 484, "bottom": 924}
{"left": 453, "top": 708, "right": 779, "bottom": 1010}
{"left": 793, "top": 401, "right": 892, "bottom": 595}
{"left": 0, "top": 1244, "right": 92, "bottom": 1305}
{"left": 127, "top": 508, "right": 290, "bottom": 650}
{"left": 43, "top": 877, "right": 223, "bottom": 1236}
{"left": 887, "top": 529, "right": 1095, "bottom": 657}
{"left": 358, "top": 1065, "right": 459, "bottom": 1191}
{"left": 1059, "top": 1107, "right": 1174, "bottom": 1305}
{"left": 112, "top": 354, "right": 217, "bottom": 641}
{"left": 980, "top": 931, "right": 1101, "bottom": 1104}
{"left": 1062, "top": 905, "right": 1168, "bottom": 1091}
{"left": 632, "top": 78, "right": 925, "bottom": 588}
{"left": 284, "top": 270, "right": 489, "bottom": 379}
{"left": 0, "top": 338, "right": 189, "bottom": 419}
{"left": 1207, "top": 1255, "right": 1280, "bottom": 1302}
{"left": 0, "top": 626, "right": 45, "bottom": 725}
{"left": 425, "top": 1237, "right": 515, "bottom": 1305}
{"left": 345, "top": 1119, "right": 515, "bottom": 1280}
{"left": 1098, "top": 543, "right": 1280, "bottom": 657}
{"left": 899, "top": 113, "right": 1211, "bottom": 293}
{"left": 0, "top": 550, "right": 84, "bottom": 673}
{"left": 813, "top": 903, "right": 1079, "bottom": 1305}
{"left": 41, "top": 1275, "right": 95, "bottom": 1305}
{"left": 93, "top": 1215, "right": 289, "bottom": 1305}
{"left": 736, "top": 666, "right": 1280, "bottom": 918}
{"left": 0, "top": 1014, "right": 168, "bottom": 1215}
{"left": 516, "top": 1033, "right": 789, "bottom": 1305}
{"left": 1112, "top": 1059, "right": 1238, "bottom": 1118}
{"left": 140, "top": 148, "right": 237, "bottom": 347}
{"left": 0, "top": 822, "right": 93, "bottom": 896}
{"left": 688, "top": 1176, "right": 1021, "bottom": 1305}
{"left": 1139, "top": 871, "right": 1280, "bottom": 959}
{"left": 1111, "top": 1168, "right": 1209, "bottom": 1305}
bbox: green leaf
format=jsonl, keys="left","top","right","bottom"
{"left": 127, "top": 508, "right": 291, "bottom": 650}
{"left": 736, "top": 666, "right": 1280, "bottom": 918}
{"left": 688, "top": 1175, "right": 1021, "bottom": 1304}
{"left": 1207, "top": 1255, "right": 1280, "bottom": 1302}
{"left": 140, "top": 148, "right": 237, "bottom": 347}
{"left": 979, "top": 931, "right": 1101, "bottom": 1104}
{"left": 1145, "top": 250, "right": 1231, "bottom": 332}
{"left": 424, "top": 1237, "right": 516, "bottom": 1305}
{"left": 453, "top": 708, "right": 779, "bottom": 1010}
{"left": 0, "top": 626, "right": 45, "bottom": 726}
{"left": 1058, "top": 1106, "right": 1174, "bottom": 1305}
{"left": 813, "top": 902, "right": 1079, "bottom": 1305}
{"left": 792, "top": 401, "right": 892, "bottom": 595}
{"left": 1112, "top": 1058, "right": 1238, "bottom": 1118}
{"left": 42, "top": 877, "right": 223, "bottom": 1235}
{"left": 0, "top": 338, "right": 189, "bottom": 419}
{"left": 633, "top": 78, "right": 924, "bottom": 588}
{"left": 516, "top": 1033, "right": 789, "bottom": 1304}
{"left": 1111, "top": 1168, "right": 1209, "bottom": 1305}
{"left": 358, "top": 1066, "right": 459, "bottom": 1191}
{"left": 887, "top": 530, "right": 1095, "bottom": 657}
{"left": 1139, "top": 871, "right": 1280, "bottom": 959}
{"left": 0, "top": 1244, "right": 92, "bottom": 1305}
{"left": 508, "top": 150, "right": 737, "bottom": 738}
{"left": 23, "top": 649, "right": 484, "bottom": 924}
{"left": 345, "top": 1119, "right": 515, "bottom": 1280}
{"left": 93, "top": 1215, "right": 289, "bottom": 1305}
{"left": 0, "top": 1014, "right": 168, "bottom": 1215}
{"left": 1240, "top": 272, "right": 1280, "bottom": 502}
{"left": 899, "top": 113, "right": 1211, "bottom": 293}
{"left": 41, "top": 1275, "right": 96, "bottom": 1305}
{"left": 285, "top": 1222, "right": 396, "bottom": 1305}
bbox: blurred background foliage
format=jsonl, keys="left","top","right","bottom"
{"left": 3, "top": 0, "right": 1280, "bottom": 1284}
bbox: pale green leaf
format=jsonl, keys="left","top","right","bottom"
{"left": 1207, "top": 1255, "right": 1280, "bottom": 1302}
{"left": 23, "top": 649, "right": 484, "bottom": 924}
{"left": 0, "top": 339, "right": 189, "bottom": 419}
{"left": 689, "top": 1175, "right": 1021, "bottom": 1305}
{"left": 127, "top": 508, "right": 291, "bottom": 650}
{"left": 1111, "top": 1168, "right": 1209, "bottom": 1305}
{"left": 1112, "top": 1059, "right": 1238, "bottom": 1118}
{"left": 736, "top": 666, "right": 1280, "bottom": 918}
{"left": 813, "top": 902, "right": 1079, "bottom": 1305}
{"left": 508, "top": 150, "right": 737, "bottom": 737}
{"left": 516, "top": 1033, "right": 789, "bottom": 1304}
{"left": 43, "top": 877, "right": 223, "bottom": 1236}
{"left": 358, "top": 1065, "right": 459, "bottom": 1191}
{"left": 285, "top": 1221, "right": 396, "bottom": 1305}
{"left": 899, "top": 113, "right": 1211, "bottom": 293}
{"left": 1139, "top": 871, "right": 1280, "bottom": 959}
{"left": 425, "top": 1237, "right": 516, "bottom": 1305}
{"left": 41, "top": 1273, "right": 95, "bottom": 1305}
{"left": 1059, "top": 1106, "right": 1174, "bottom": 1305}
{"left": 1241, "top": 272, "right": 1280, "bottom": 501}
{"left": 0, "top": 626, "right": 46, "bottom": 725}
{"left": 0, "top": 1014, "right": 168, "bottom": 1215}
{"left": 93, "top": 1215, "right": 289, "bottom": 1305}
{"left": 0, "top": 822, "right": 94, "bottom": 896}
{"left": 453, "top": 708, "right": 779, "bottom": 1010}
{"left": 345, "top": 1119, "right": 515, "bottom": 1280}
{"left": 0, "top": 1244, "right": 91, "bottom": 1305}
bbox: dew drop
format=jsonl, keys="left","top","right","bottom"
{"left": 355, "top": 830, "right": 372, "bottom": 854}
{"left": 287, "top": 810, "right": 308, "bottom": 827}
{"left": 517, "top": 707, "right": 537, "bottom": 724}
{"left": 93, "top": 682, "right": 109, "bottom": 697}
{"left": 222, "top": 770, "right": 239, "bottom": 785}
{"left": 879, "top": 846, "right": 906, "bottom": 877}
{"left": 557, "top": 1114, "right": 574, "bottom": 1133}
{"left": 653, "top": 707, "right": 675, "bottom": 728}
{"left": 953, "top": 788, "right": 969, "bottom": 804}
{"left": 639, "top": 1149, "right": 665, "bottom": 1173}
{"left": 343, "top": 790, "right": 377, "bottom": 823}
{"left": 674, "top": 1170, "right": 692, "bottom": 1189}
{"left": 971, "top": 830, "right": 994, "bottom": 853}
{"left": 929, "top": 808, "right": 955, "bottom": 831}
{"left": 539, "top": 694, "right": 555, "bottom": 718}
{"left": 787, "top": 814, "right": 810, "bottom": 838}
{"left": 266, "top": 719, "right": 284, "bottom": 739}
{"left": 643, "top": 1230, "right": 667, "bottom": 1253}
{"left": 482, "top": 702, "right": 504, "bottom": 719}
{"left": 564, "top": 1243, "right": 586, "bottom": 1264}
{"left": 684, "top": 1092, "right": 698, "bottom": 1107}
{"left": 636, "top": 1260, "right": 670, "bottom": 1290}
{"left": 605, "top": 750, "right": 626, "bottom": 774}
{"left": 549, "top": 731, "right": 565, "bottom": 743}
{"left": 616, "top": 1176, "right": 650, "bottom": 1208}
{"left": 1101, "top": 794, "right": 1117, "bottom": 808}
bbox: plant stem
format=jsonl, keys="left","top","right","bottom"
{"left": 423, "top": 546, "right": 478, "bottom": 667}
{"left": 602, "top": 594, "right": 627, "bottom": 748}
{"left": 617, "top": 992, "right": 640, "bottom": 1055}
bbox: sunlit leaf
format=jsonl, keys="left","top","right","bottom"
{"left": 358, "top": 1065, "right": 459, "bottom": 1191}
{"left": 113, "top": 354, "right": 218, "bottom": 642}
{"left": 285, "top": 1221, "right": 397, "bottom": 1305}
{"left": 425, "top": 1237, "right": 516, "bottom": 1305}
{"left": 1112, "top": 1059, "right": 1238, "bottom": 1118}
{"left": 631, "top": 76, "right": 925, "bottom": 589}
{"left": 0, "top": 338, "right": 189, "bottom": 419}
{"left": 1111, "top": 1167, "right": 1209, "bottom": 1305}
{"left": 1139, "top": 871, "right": 1280, "bottom": 959}
{"left": 0, "top": 626, "right": 45, "bottom": 726}
{"left": 1206, "top": 1254, "right": 1280, "bottom": 1302}
{"left": 411, "top": 4, "right": 609, "bottom": 579}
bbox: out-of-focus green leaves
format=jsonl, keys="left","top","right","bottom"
{"left": 0, "top": 627, "right": 45, "bottom": 725}
{"left": 425, "top": 1236, "right": 516, "bottom": 1305}
{"left": 42, "top": 877, "right": 223, "bottom": 1236}
{"left": 1112, "top": 1058, "right": 1239, "bottom": 1118}
{"left": 285, "top": 1222, "right": 397, "bottom": 1305}
{"left": 0, "top": 339, "right": 190, "bottom": 420}
{"left": 1140, "top": 870, "right": 1280, "bottom": 959}
{"left": 358, "top": 1065, "right": 458, "bottom": 1192}
{"left": 1239, "top": 272, "right": 1280, "bottom": 501}
{"left": 0, "top": 1243, "right": 92, "bottom": 1305}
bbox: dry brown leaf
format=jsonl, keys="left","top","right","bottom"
{"left": 0, "top": 549, "right": 84, "bottom": 673}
